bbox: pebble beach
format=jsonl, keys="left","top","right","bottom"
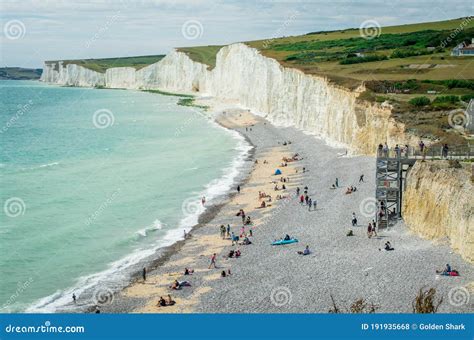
{"left": 100, "top": 104, "right": 473, "bottom": 314}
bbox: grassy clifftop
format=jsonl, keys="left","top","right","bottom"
{"left": 45, "top": 55, "right": 165, "bottom": 73}
{"left": 180, "top": 18, "right": 474, "bottom": 146}
{"left": 0, "top": 67, "right": 42, "bottom": 80}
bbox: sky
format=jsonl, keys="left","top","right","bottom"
{"left": 1, "top": 0, "right": 473, "bottom": 68}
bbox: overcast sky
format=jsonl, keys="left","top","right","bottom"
{"left": 1, "top": 0, "right": 473, "bottom": 68}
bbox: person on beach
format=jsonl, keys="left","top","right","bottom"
{"left": 351, "top": 213, "right": 357, "bottom": 226}
{"left": 305, "top": 195, "right": 309, "bottom": 205}
{"left": 220, "top": 224, "right": 226, "bottom": 239}
{"left": 371, "top": 220, "right": 378, "bottom": 236}
{"left": 335, "top": 178, "right": 339, "bottom": 187}
{"left": 209, "top": 253, "right": 217, "bottom": 269}
{"left": 167, "top": 295, "right": 176, "bottom": 306}
{"left": 202, "top": 196, "right": 206, "bottom": 205}
{"left": 296, "top": 187, "right": 300, "bottom": 196}
{"left": 184, "top": 268, "right": 194, "bottom": 275}
{"left": 231, "top": 232, "right": 239, "bottom": 246}
{"left": 313, "top": 199, "right": 317, "bottom": 211}
{"left": 367, "top": 223, "right": 373, "bottom": 238}
{"left": 237, "top": 185, "right": 241, "bottom": 194}
{"left": 226, "top": 224, "right": 231, "bottom": 238}
{"left": 300, "top": 194, "right": 304, "bottom": 205}
{"left": 72, "top": 293, "right": 76, "bottom": 304}
{"left": 308, "top": 198, "right": 312, "bottom": 211}
{"left": 359, "top": 174, "right": 364, "bottom": 183}
{"left": 297, "top": 245, "right": 311, "bottom": 255}
{"left": 240, "top": 226, "right": 245, "bottom": 237}
{"left": 142, "top": 267, "right": 147, "bottom": 282}
{"left": 383, "top": 241, "right": 394, "bottom": 251}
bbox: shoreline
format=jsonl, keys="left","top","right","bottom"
{"left": 101, "top": 97, "right": 472, "bottom": 313}
{"left": 22, "top": 92, "right": 253, "bottom": 314}
{"left": 94, "top": 105, "right": 303, "bottom": 313}
{"left": 25, "top": 92, "right": 473, "bottom": 314}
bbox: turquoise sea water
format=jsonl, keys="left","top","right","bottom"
{"left": 0, "top": 81, "right": 250, "bottom": 312}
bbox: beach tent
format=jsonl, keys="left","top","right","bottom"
{"left": 274, "top": 169, "right": 282, "bottom": 175}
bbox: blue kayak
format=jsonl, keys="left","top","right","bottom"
{"left": 271, "top": 238, "right": 298, "bottom": 245}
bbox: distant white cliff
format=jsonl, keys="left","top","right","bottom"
{"left": 41, "top": 44, "right": 416, "bottom": 154}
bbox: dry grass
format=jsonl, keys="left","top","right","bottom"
{"left": 412, "top": 287, "right": 443, "bottom": 313}
{"left": 328, "top": 295, "right": 379, "bottom": 314}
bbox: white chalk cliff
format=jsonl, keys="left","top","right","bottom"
{"left": 41, "top": 43, "right": 416, "bottom": 154}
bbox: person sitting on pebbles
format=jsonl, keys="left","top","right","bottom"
{"left": 158, "top": 295, "right": 175, "bottom": 307}
{"left": 297, "top": 245, "right": 311, "bottom": 255}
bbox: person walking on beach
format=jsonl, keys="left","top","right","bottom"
{"left": 313, "top": 199, "right": 317, "bottom": 211}
{"left": 367, "top": 223, "right": 373, "bottom": 238}
{"left": 226, "top": 224, "right": 231, "bottom": 238}
{"left": 351, "top": 212, "right": 357, "bottom": 227}
{"left": 359, "top": 174, "right": 364, "bottom": 183}
{"left": 308, "top": 198, "right": 312, "bottom": 211}
{"left": 237, "top": 185, "right": 241, "bottom": 194}
{"left": 209, "top": 253, "right": 217, "bottom": 269}
{"left": 201, "top": 196, "right": 206, "bottom": 205}
{"left": 296, "top": 187, "right": 300, "bottom": 196}
{"left": 335, "top": 178, "right": 339, "bottom": 188}
{"left": 142, "top": 267, "right": 147, "bottom": 282}
{"left": 300, "top": 194, "right": 304, "bottom": 205}
{"left": 220, "top": 224, "right": 226, "bottom": 239}
{"left": 72, "top": 293, "right": 76, "bottom": 304}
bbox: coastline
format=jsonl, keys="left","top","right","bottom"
{"left": 25, "top": 92, "right": 473, "bottom": 314}
{"left": 98, "top": 97, "right": 473, "bottom": 314}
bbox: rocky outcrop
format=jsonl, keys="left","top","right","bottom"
{"left": 402, "top": 161, "right": 474, "bottom": 263}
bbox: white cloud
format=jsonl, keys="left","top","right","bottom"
{"left": 0, "top": 0, "right": 472, "bottom": 67}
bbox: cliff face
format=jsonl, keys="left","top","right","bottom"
{"left": 41, "top": 44, "right": 417, "bottom": 154}
{"left": 41, "top": 62, "right": 105, "bottom": 87}
{"left": 402, "top": 161, "right": 474, "bottom": 263}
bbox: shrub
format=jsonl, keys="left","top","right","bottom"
{"left": 339, "top": 55, "right": 388, "bottom": 65}
{"left": 460, "top": 94, "right": 474, "bottom": 102}
{"left": 412, "top": 288, "right": 443, "bottom": 313}
{"left": 433, "top": 95, "right": 460, "bottom": 104}
{"left": 409, "top": 96, "right": 431, "bottom": 106}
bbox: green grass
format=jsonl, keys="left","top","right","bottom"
{"left": 45, "top": 55, "right": 165, "bottom": 73}
{"left": 0, "top": 67, "right": 42, "bottom": 80}
{"left": 143, "top": 89, "right": 194, "bottom": 98}
{"left": 176, "top": 45, "right": 224, "bottom": 69}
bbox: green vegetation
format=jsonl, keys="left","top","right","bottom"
{"left": 143, "top": 89, "right": 208, "bottom": 110}
{"left": 433, "top": 95, "right": 460, "bottom": 103}
{"left": 340, "top": 55, "right": 388, "bottom": 64}
{"left": 461, "top": 94, "right": 474, "bottom": 101}
{"left": 177, "top": 97, "right": 209, "bottom": 110}
{"left": 176, "top": 45, "right": 224, "bottom": 69}
{"left": 46, "top": 55, "right": 165, "bottom": 73}
{"left": 409, "top": 96, "right": 431, "bottom": 106}
{"left": 0, "top": 67, "right": 42, "bottom": 80}
{"left": 421, "top": 79, "right": 474, "bottom": 90}
{"left": 143, "top": 89, "right": 194, "bottom": 98}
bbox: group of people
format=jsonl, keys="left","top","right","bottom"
{"left": 297, "top": 186, "right": 317, "bottom": 211}
{"left": 377, "top": 141, "right": 451, "bottom": 159}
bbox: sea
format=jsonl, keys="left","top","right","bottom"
{"left": 0, "top": 80, "right": 251, "bottom": 312}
